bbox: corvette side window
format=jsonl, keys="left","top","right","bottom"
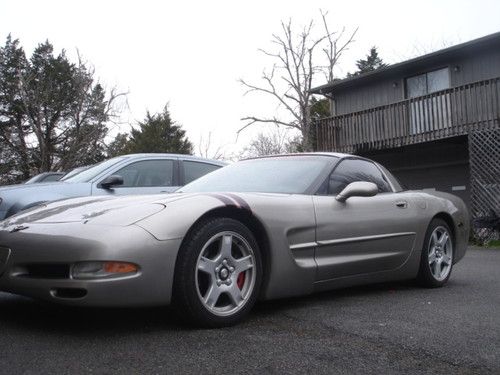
{"left": 112, "top": 160, "right": 174, "bottom": 187}
{"left": 328, "top": 159, "right": 391, "bottom": 195}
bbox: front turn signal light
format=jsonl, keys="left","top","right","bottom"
{"left": 104, "top": 262, "right": 138, "bottom": 274}
{"left": 72, "top": 261, "right": 138, "bottom": 279}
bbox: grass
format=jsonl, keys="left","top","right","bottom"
{"left": 486, "top": 239, "right": 500, "bottom": 248}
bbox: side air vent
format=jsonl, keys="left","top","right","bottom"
{"left": 13, "top": 263, "right": 71, "bottom": 279}
{"left": 50, "top": 288, "right": 87, "bottom": 299}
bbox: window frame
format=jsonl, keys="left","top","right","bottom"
{"left": 315, "top": 156, "right": 397, "bottom": 196}
{"left": 405, "top": 66, "right": 451, "bottom": 99}
{"left": 96, "top": 157, "right": 180, "bottom": 189}
{"left": 179, "top": 160, "right": 224, "bottom": 185}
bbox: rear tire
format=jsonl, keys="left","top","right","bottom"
{"left": 173, "top": 217, "right": 262, "bottom": 328}
{"left": 417, "top": 218, "right": 454, "bottom": 288}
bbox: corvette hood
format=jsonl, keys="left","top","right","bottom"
{"left": 0, "top": 194, "right": 187, "bottom": 228}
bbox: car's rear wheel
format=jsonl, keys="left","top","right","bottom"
{"left": 173, "top": 217, "right": 262, "bottom": 327}
{"left": 417, "top": 218, "right": 454, "bottom": 287}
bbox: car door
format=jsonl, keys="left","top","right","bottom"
{"left": 313, "top": 158, "right": 419, "bottom": 281}
{"left": 93, "top": 158, "right": 180, "bottom": 196}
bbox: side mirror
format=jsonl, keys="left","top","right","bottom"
{"left": 99, "top": 175, "right": 124, "bottom": 189}
{"left": 336, "top": 181, "right": 378, "bottom": 202}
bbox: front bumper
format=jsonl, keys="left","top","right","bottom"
{"left": 0, "top": 223, "right": 182, "bottom": 307}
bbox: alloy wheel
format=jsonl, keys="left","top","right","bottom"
{"left": 195, "top": 231, "right": 256, "bottom": 317}
{"left": 427, "top": 226, "right": 453, "bottom": 281}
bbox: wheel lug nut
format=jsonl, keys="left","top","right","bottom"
{"left": 229, "top": 267, "right": 234, "bottom": 273}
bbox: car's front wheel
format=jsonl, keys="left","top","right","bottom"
{"left": 417, "top": 218, "right": 454, "bottom": 287}
{"left": 173, "top": 217, "right": 262, "bottom": 327}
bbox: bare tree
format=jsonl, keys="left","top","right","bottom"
{"left": 239, "top": 126, "right": 301, "bottom": 158}
{"left": 320, "top": 12, "right": 359, "bottom": 83}
{"left": 239, "top": 11, "right": 357, "bottom": 151}
{"left": 197, "top": 131, "right": 226, "bottom": 160}
{"left": 392, "top": 38, "right": 460, "bottom": 62}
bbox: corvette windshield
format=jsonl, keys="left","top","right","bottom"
{"left": 179, "top": 156, "right": 335, "bottom": 194}
{"left": 63, "top": 157, "right": 125, "bottom": 183}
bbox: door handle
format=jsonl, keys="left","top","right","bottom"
{"left": 396, "top": 200, "right": 408, "bottom": 208}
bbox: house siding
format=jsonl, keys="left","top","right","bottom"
{"left": 333, "top": 47, "right": 500, "bottom": 116}
{"left": 451, "top": 48, "right": 500, "bottom": 86}
{"left": 335, "top": 79, "right": 403, "bottom": 115}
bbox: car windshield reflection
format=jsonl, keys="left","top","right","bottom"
{"left": 62, "top": 157, "right": 125, "bottom": 183}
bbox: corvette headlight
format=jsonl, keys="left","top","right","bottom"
{"left": 71, "top": 261, "right": 138, "bottom": 279}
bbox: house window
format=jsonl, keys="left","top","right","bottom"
{"left": 406, "top": 67, "right": 450, "bottom": 98}
{"left": 406, "top": 68, "right": 451, "bottom": 134}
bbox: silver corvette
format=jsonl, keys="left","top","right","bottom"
{"left": 0, "top": 153, "right": 469, "bottom": 327}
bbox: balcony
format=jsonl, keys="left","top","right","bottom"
{"left": 314, "top": 77, "right": 500, "bottom": 153}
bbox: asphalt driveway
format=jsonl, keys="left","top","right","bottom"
{"left": 0, "top": 247, "right": 498, "bottom": 374}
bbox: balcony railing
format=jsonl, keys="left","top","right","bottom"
{"left": 315, "top": 77, "right": 500, "bottom": 153}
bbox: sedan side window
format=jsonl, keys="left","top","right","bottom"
{"left": 112, "top": 160, "right": 174, "bottom": 187}
{"left": 328, "top": 159, "right": 391, "bottom": 195}
{"left": 184, "top": 161, "right": 221, "bottom": 184}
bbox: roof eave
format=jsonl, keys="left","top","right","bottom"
{"left": 311, "top": 31, "right": 500, "bottom": 95}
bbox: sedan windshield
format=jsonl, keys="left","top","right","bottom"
{"left": 60, "top": 165, "right": 92, "bottom": 181}
{"left": 179, "top": 156, "right": 335, "bottom": 194}
{"left": 62, "top": 157, "right": 125, "bottom": 183}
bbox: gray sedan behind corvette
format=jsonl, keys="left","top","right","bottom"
{"left": 0, "top": 153, "right": 226, "bottom": 220}
{"left": 0, "top": 153, "right": 469, "bottom": 327}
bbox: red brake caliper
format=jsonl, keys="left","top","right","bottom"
{"left": 237, "top": 272, "right": 245, "bottom": 289}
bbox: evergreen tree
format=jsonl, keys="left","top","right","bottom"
{"left": 310, "top": 97, "right": 331, "bottom": 120}
{"left": 125, "top": 106, "right": 193, "bottom": 154}
{"left": 106, "top": 132, "right": 129, "bottom": 157}
{"left": 348, "top": 47, "right": 387, "bottom": 77}
{"left": 0, "top": 36, "right": 124, "bottom": 184}
{"left": 0, "top": 35, "right": 31, "bottom": 183}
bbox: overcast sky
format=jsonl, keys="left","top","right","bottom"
{"left": 1, "top": 0, "right": 499, "bottom": 158}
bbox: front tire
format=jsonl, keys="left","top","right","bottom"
{"left": 173, "top": 217, "right": 262, "bottom": 328}
{"left": 417, "top": 218, "right": 454, "bottom": 288}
